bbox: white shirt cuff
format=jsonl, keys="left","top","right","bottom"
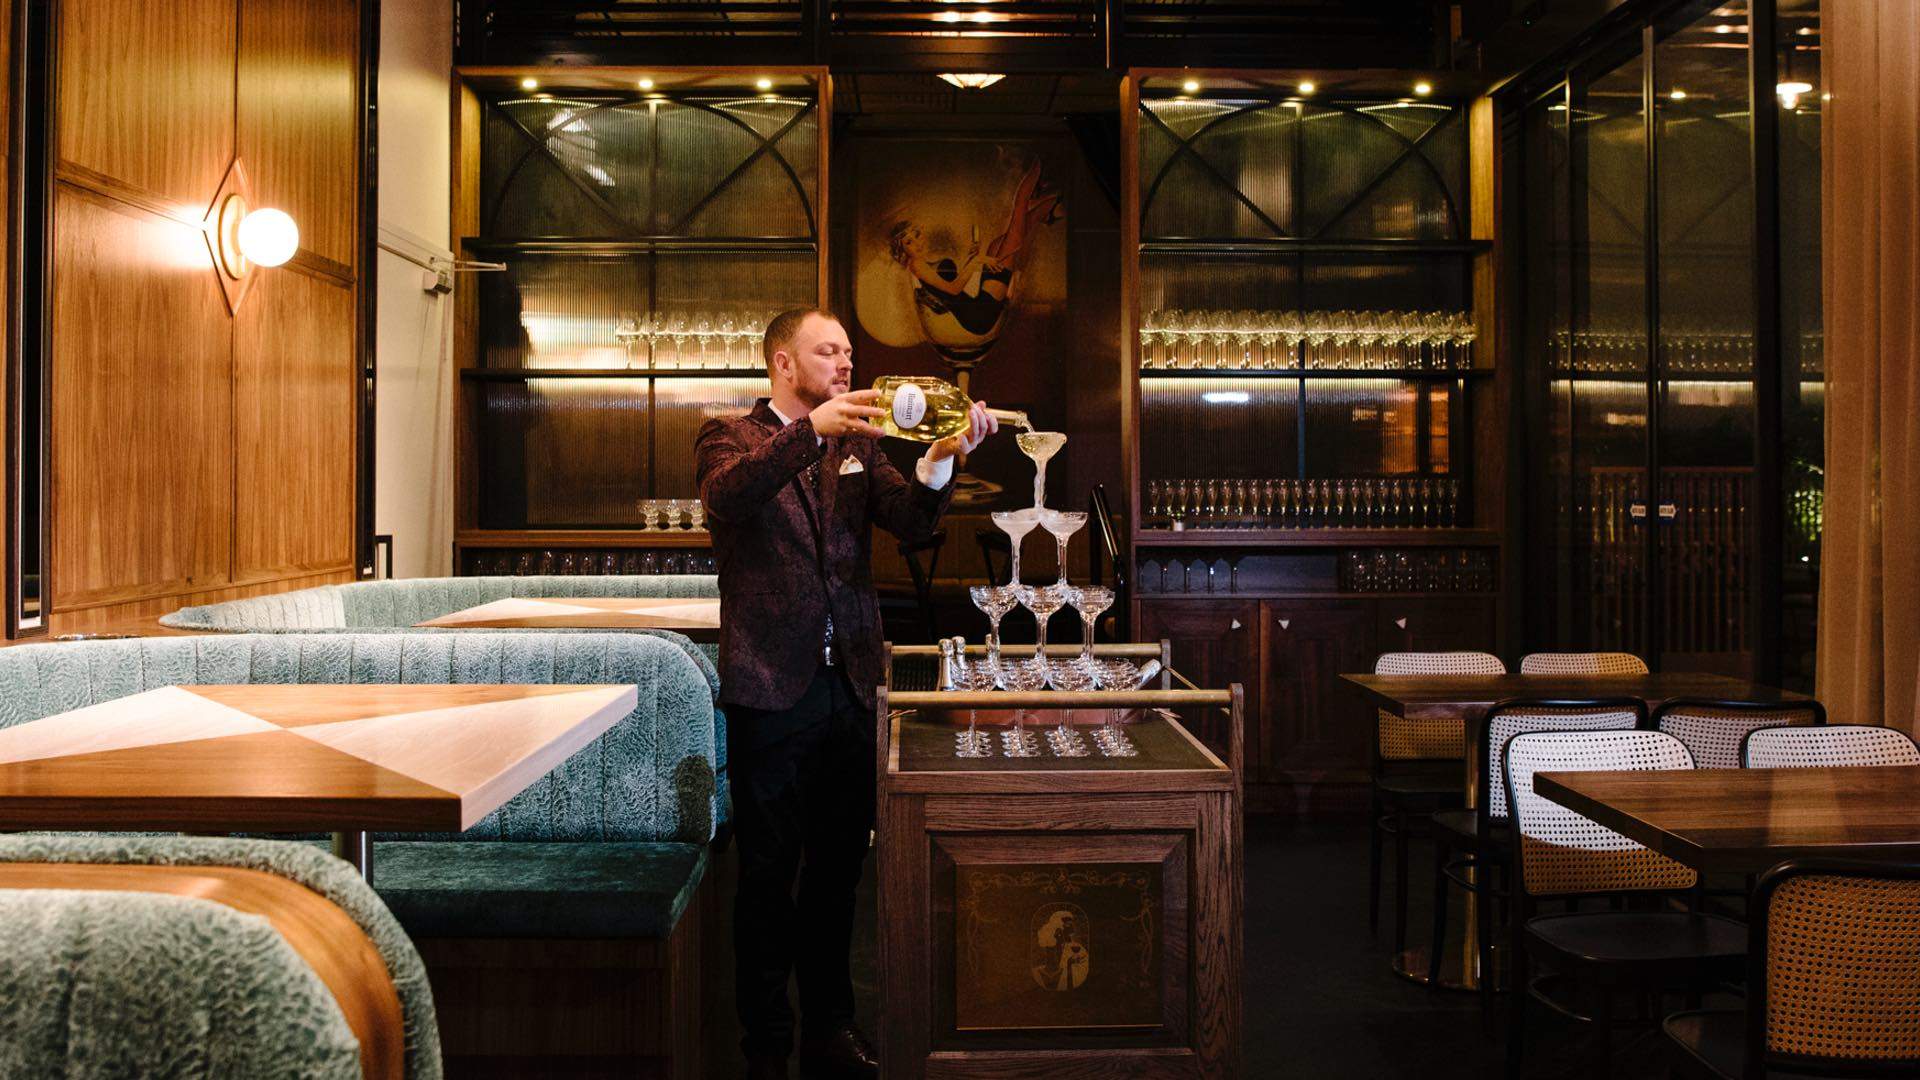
{"left": 916, "top": 454, "right": 955, "bottom": 490}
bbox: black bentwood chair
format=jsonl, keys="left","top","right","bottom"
{"left": 1652, "top": 697, "right": 1828, "bottom": 770}
{"left": 1664, "top": 859, "right": 1920, "bottom": 1079}
{"left": 1502, "top": 730, "right": 1746, "bottom": 1080}
{"left": 1426, "top": 697, "right": 1645, "bottom": 1020}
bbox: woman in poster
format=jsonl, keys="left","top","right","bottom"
{"left": 884, "top": 160, "right": 1062, "bottom": 346}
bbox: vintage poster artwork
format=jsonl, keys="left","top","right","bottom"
{"left": 953, "top": 863, "right": 1162, "bottom": 1032}
{"left": 853, "top": 137, "right": 1070, "bottom": 506}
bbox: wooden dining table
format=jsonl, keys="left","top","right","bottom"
{"left": 0, "top": 683, "right": 638, "bottom": 877}
{"left": 1338, "top": 670, "right": 1814, "bottom": 989}
{"left": 413, "top": 596, "right": 721, "bottom": 641}
{"left": 1535, "top": 765, "right": 1920, "bottom": 873}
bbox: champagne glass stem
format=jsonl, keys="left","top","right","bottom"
{"left": 1055, "top": 533, "right": 1070, "bottom": 586}
{"left": 987, "top": 621, "right": 1005, "bottom": 690}
{"left": 1009, "top": 544, "right": 1021, "bottom": 588}
{"left": 1080, "top": 613, "right": 1096, "bottom": 671}
{"left": 1033, "top": 610, "right": 1051, "bottom": 688}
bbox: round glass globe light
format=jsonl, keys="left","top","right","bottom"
{"left": 236, "top": 208, "right": 299, "bottom": 267}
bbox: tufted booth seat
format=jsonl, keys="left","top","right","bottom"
{"left": 0, "top": 633, "right": 718, "bottom": 1078}
{"left": 0, "top": 834, "right": 442, "bottom": 1080}
{"left": 158, "top": 575, "right": 732, "bottom": 820}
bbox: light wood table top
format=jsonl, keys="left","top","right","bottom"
{"left": 1535, "top": 765, "right": 1920, "bottom": 873}
{"left": 0, "top": 683, "right": 637, "bottom": 834}
{"left": 1342, "top": 672, "right": 1810, "bottom": 722}
{"left": 414, "top": 597, "right": 720, "bottom": 640}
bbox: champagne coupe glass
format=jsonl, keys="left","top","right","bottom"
{"left": 664, "top": 499, "right": 686, "bottom": 530}
{"left": 1206, "top": 310, "right": 1231, "bottom": 370}
{"left": 716, "top": 313, "right": 737, "bottom": 368}
{"left": 1162, "top": 309, "right": 1189, "bottom": 369}
{"left": 641, "top": 499, "right": 662, "bottom": 531}
{"left": 969, "top": 584, "right": 1020, "bottom": 690}
{"left": 1279, "top": 310, "right": 1305, "bottom": 369}
{"left": 1039, "top": 509, "right": 1086, "bottom": 587}
{"left": 689, "top": 499, "right": 706, "bottom": 532}
{"left": 692, "top": 312, "right": 714, "bottom": 369}
{"left": 1002, "top": 706, "right": 1040, "bottom": 758}
{"left": 1014, "top": 583, "right": 1071, "bottom": 689}
{"left": 1257, "top": 311, "right": 1280, "bottom": 369}
{"left": 1303, "top": 311, "right": 1328, "bottom": 369}
{"left": 1330, "top": 310, "right": 1356, "bottom": 369}
{"left": 956, "top": 708, "right": 991, "bottom": 758}
{"left": 1045, "top": 586, "right": 1100, "bottom": 692}
{"left": 1231, "top": 310, "right": 1257, "bottom": 369}
{"left": 991, "top": 508, "right": 1042, "bottom": 586}
{"left": 1138, "top": 309, "right": 1158, "bottom": 369}
{"left": 1076, "top": 585, "right": 1137, "bottom": 689}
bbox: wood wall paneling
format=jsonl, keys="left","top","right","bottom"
{"left": 233, "top": 267, "right": 356, "bottom": 581}
{"left": 37, "top": 0, "right": 364, "bottom": 630}
{"left": 50, "top": 187, "right": 233, "bottom": 610}
{"left": 42, "top": 567, "right": 355, "bottom": 637}
{"left": 56, "top": 0, "right": 236, "bottom": 215}
{"left": 237, "top": 0, "right": 359, "bottom": 272}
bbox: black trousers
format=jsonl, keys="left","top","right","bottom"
{"left": 725, "top": 666, "right": 875, "bottom": 1058}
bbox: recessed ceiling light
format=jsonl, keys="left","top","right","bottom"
{"left": 1776, "top": 80, "right": 1814, "bottom": 107}
{"left": 1298, "top": 81, "right": 1316, "bottom": 95}
{"left": 1413, "top": 82, "right": 1433, "bottom": 96}
{"left": 1182, "top": 79, "right": 1201, "bottom": 94}
{"left": 520, "top": 77, "right": 538, "bottom": 91}
{"left": 936, "top": 10, "right": 963, "bottom": 21}
{"left": 938, "top": 73, "right": 1006, "bottom": 90}
{"left": 755, "top": 77, "right": 773, "bottom": 91}
{"left": 1797, "top": 26, "right": 1814, "bottom": 36}
{"left": 1670, "top": 88, "right": 1687, "bottom": 101}
{"left": 637, "top": 77, "right": 654, "bottom": 90}
{"left": 1714, "top": 23, "right": 1736, "bottom": 33}
{"left": 970, "top": 10, "right": 995, "bottom": 22}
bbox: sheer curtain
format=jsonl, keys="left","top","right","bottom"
{"left": 1818, "top": 1, "right": 1920, "bottom": 735}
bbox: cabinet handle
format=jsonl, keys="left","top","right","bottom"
{"left": 1276, "top": 618, "right": 1290, "bottom": 630}
{"left": 1395, "top": 617, "right": 1408, "bottom": 630}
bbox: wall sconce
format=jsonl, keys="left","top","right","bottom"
{"left": 214, "top": 194, "right": 300, "bottom": 279}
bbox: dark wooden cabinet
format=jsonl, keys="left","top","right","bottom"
{"left": 1136, "top": 598, "right": 1260, "bottom": 761}
{"left": 1141, "top": 592, "right": 1494, "bottom": 814}
{"left": 1259, "top": 599, "right": 1377, "bottom": 811}
{"left": 1374, "top": 595, "right": 1499, "bottom": 655}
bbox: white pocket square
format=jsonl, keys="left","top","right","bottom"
{"left": 837, "top": 457, "right": 865, "bottom": 475}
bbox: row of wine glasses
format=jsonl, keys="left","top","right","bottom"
{"left": 637, "top": 499, "right": 707, "bottom": 531}
{"left": 1341, "top": 548, "right": 1496, "bottom": 593}
{"left": 1150, "top": 477, "right": 1461, "bottom": 529}
{"left": 464, "top": 550, "right": 716, "bottom": 576}
{"left": 1552, "top": 329, "right": 1826, "bottom": 374}
{"left": 1139, "top": 309, "right": 1477, "bottom": 370}
{"left": 613, "top": 309, "right": 788, "bottom": 370}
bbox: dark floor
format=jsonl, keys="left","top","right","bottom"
{"left": 706, "top": 817, "right": 1716, "bottom": 1078}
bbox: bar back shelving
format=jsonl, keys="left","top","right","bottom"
{"left": 1120, "top": 71, "right": 1506, "bottom": 812}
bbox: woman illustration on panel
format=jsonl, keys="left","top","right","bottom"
{"left": 883, "top": 160, "right": 1062, "bottom": 361}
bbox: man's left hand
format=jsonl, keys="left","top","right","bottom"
{"left": 926, "top": 400, "right": 999, "bottom": 462}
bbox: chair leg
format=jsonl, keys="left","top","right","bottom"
{"left": 1426, "top": 842, "right": 1450, "bottom": 987}
{"left": 1505, "top": 941, "right": 1526, "bottom": 1079}
{"left": 1590, "top": 988, "right": 1613, "bottom": 1080}
{"left": 1479, "top": 856, "right": 1498, "bottom": 1031}
{"left": 1367, "top": 787, "right": 1384, "bottom": 933}
{"left": 1393, "top": 804, "right": 1412, "bottom": 954}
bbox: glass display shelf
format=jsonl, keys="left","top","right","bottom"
{"left": 1133, "top": 527, "right": 1500, "bottom": 547}
{"left": 461, "top": 367, "right": 765, "bottom": 380}
{"left": 1140, "top": 368, "right": 1492, "bottom": 380}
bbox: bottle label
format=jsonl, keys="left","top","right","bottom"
{"left": 892, "top": 382, "right": 928, "bottom": 429}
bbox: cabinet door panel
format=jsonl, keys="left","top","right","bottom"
{"left": 1260, "top": 600, "right": 1375, "bottom": 792}
{"left": 1137, "top": 598, "right": 1259, "bottom": 763}
{"left": 1374, "top": 595, "right": 1498, "bottom": 656}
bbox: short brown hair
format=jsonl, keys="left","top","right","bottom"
{"left": 762, "top": 307, "right": 841, "bottom": 371}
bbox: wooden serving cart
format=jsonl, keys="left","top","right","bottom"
{"left": 875, "top": 643, "right": 1244, "bottom": 1078}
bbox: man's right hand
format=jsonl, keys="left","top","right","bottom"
{"left": 810, "top": 388, "right": 887, "bottom": 439}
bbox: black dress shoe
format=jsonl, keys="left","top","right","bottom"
{"left": 745, "top": 1052, "right": 791, "bottom": 1080}
{"left": 799, "top": 1024, "right": 880, "bottom": 1079}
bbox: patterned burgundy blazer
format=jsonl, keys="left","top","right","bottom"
{"left": 696, "top": 398, "right": 952, "bottom": 712}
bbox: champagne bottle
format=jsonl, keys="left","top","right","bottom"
{"left": 871, "top": 376, "right": 1029, "bottom": 443}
